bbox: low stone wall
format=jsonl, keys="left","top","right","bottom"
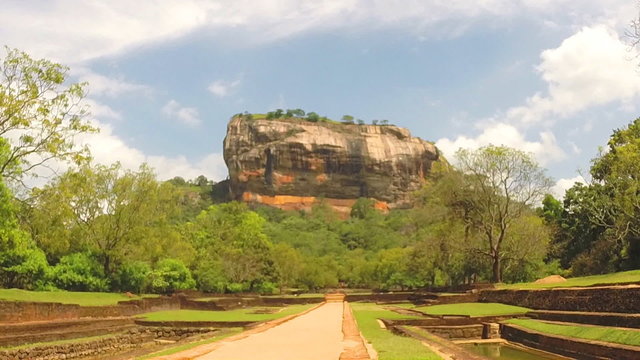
{"left": 501, "top": 323, "right": 640, "bottom": 360}
{"left": 0, "top": 317, "right": 135, "bottom": 347}
{"left": 528, "top": 310, "right": 640, "bottom": 329}
{"left": 0, "top": 327, "right": 216, "bottom": 360}
{"left": 383, "top": 315, "right": 520, "bottom": 328}
{"left": 0, "top": 297, "right": 181, "bottom": 323}
{"left": 417, "top": 324, "right": 483, "bottom": 339}
{"left": 479, "top": 286, "right": 640, "bottom": 313}
{"left": 134, "top": 319, "right": 257, "bottom": 328}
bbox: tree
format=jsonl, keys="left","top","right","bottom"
{"left": 306, "top": 112, "right": 320, "bottom": 122}
{"left": 0, "top": 47, "right": 97, "bottom": 181}
{"left": 455, "top": 145, "right": 552, "bottom": 282}
{"left": 341, "top": 115, "right": 354, "bottom": 124}
{"left": 0, "top": 138, "right": 49, "bottom": 289}
{"left": 27, "top": 162, "right": 182, "bottom": 274}
{"left": 272, "top": 242, "right": 302, "bottom": 293}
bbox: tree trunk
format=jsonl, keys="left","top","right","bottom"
{"left": 492, "top": 255, "right": 501, "bottom": 283}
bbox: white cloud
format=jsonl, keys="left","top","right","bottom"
{"left": 74, "top": 68, "right": 152, "bottom": 98}
{"left": 161, "top": 100, "right": 201, "bottom": 127}
{"left": 436, "top": 122, "right": 565, "bottom": 166}
{"left": 0, "top": 1, "right": 631, "bottom": 63}
{"left": 207, "top": 77, "right": 242, "bottom": 98}
{"left": 551, "top": 175, "right": 586, "bottom": 199}
{"left": 507, "top": 25, "right": 640, "bottom": 126}
{"left": 78, "top": 120, "right": 227, "bottom": 181}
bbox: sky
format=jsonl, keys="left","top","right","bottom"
{"left": 2, "top": 0, "right": 640, "bottom": 197}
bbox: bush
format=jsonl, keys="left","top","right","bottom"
{"left": 113, "top": 261, "right": 151, "bottom": 293}
{"left": 194, "top": 262, "right": 228, "bottom": 293}
{"left": 0, "top": 240, "right": 51, "bottom": 290}
{"left": 146, "top": 258, "right": 196, "bottom": 294}
{"left": 226, "top": 282, "right": 248, "bottom": 293}
{"left": 51, "top": 253, "right": 109, "bottom": 291}
{"left": 254, "top": 281, "right": 277, "bottom": 295}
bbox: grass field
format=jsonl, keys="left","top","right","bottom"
{"left": 351, "top": 303, "right": 440, "bottom": 360}
{"left": 0, "top": 288, "right": 157, "bottom": 306}
{"left": 140, "top": 304, "right": 314, "bottom": 322}
{"left": 412, "top": 302, "right": 530, "bottom": 317}
{"left": 137, "top": 328, "right": 243, "bottom": 359}
{"left": 500, "top": 269, "right": 640, "bottom": 289}
{"left": 506, "top": 319, "right": 640, "bottom": 347}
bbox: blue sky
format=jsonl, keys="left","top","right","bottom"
{"left": 2, "top": 0, "right": 639, "bottom": 196}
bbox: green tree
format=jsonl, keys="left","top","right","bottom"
{"left": 455, "top": 145, "right": 552, "bottom": 282}
{"left": 306, "top": 112, "right": 320, "bottom": 122}
{"left": 27, "top": 163, "right": 182, "bottom": 274}
{"left": 272, "top": 242, "right": 302, "bottom": 293}
{"left": 341, "top": 115, "right": 355, "bottom": 124}
{"left": 0, "top": 138, "right": 49, "bottom": 289}
{"left": 146, "top": 258, "right": 196, "bottom": 294}
{"left": 0, "top": 47, "right": 97, "bottom": 181}
{"left": 51, "top": 252, "right": 109, "bottom": 291}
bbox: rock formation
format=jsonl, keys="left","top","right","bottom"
{"left": 223, "top": 115, "right": 441, "bottom": 215}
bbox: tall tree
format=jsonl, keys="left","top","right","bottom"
{"left": 456, "top": 145, "right": 552, "bottom": 282}
{"left": 0, "top": 47, "right": 97, "bottom": 181}
{"left": 27, "top": 163, "right": 181, "bottom": 273}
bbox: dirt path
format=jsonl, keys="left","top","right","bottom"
{"left": 157, "top": 302, "right": 349, "bottom": 360}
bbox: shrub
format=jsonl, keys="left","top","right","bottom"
{"left": 254, "top": 281, "right": 277, "bottom": 295}
{"left": 146, "top": 258, "right": 196, "bottom": 294}
{"left": 113, "top": 261, "right": 151, "bottom": 293}
{"left": 51, "top": 253, "right": 109, "bottom": 291}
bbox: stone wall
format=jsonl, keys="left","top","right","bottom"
{"left": 528, "top": 310, "right": 640, "bottom": 328}
{"left": 0, "top": 297, "right": 180, "bottom": 323}
{"left": 0, "top": 327, "right": 216, "bottom": 360}
{"left": 418, "top": 324, "right": 483, "bottom": 339}
{"left": 479, "top": 286, "right": 640, "bottom": 313}
{"left": 501, "top": 323, "right": 640, "bottom": 360}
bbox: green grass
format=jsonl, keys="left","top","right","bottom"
{"left": 1, "top": 334, "right": 114, "bottom": 350}
{"left": 137, "top": 328, "right": 243, "bottom": 359}
{"left": 413, "top": 302, "right": 530, "bottom": 317}
{"left": 506, "top": 319, "right": 640, "bottom": 347}
{"left": 500, "top": 269, "right": 640, "bottom": 289}
{"left": 351, "top": 302, "right": 440, "bottom": 360}
{"left": 0, "top": 288, "right": 157, "bottom": 306}
{"left": 140, "top": 304, "right": 314, "bottom": 322}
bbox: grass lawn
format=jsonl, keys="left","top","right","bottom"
{"left": 140, "top": 304, "right": 314, "bottom": 322}
{"left": 414, "top": 302, "right": 530, "bottom": 317}
{"left": 500, "top": 269, "right": 640, "bottom": 289}
{"left": 350, "top": 303, "right": 441, "bottom": 360}
{"left": 0, "top": 288, "right": 157, "bottom": 306}
{"left": 137, "top": 328, "right": 243, "bottom": 359}
{"left": 506, "top": 319, "right": 640, "bottom": 347}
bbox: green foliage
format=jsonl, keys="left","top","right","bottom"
{"left": 27, "top": 162, "right": 185, "bottom": 273}
{"left": 454, "top": 145, "right": 552, "bottom": 282}
{"left": 146, "top": 258, "right": 195, "bottom": 294}
{"left": 51, "top": 253, "right": 109, "bottom": 292}
{"left": 112, "top": 261, "right": 151, "bottom": 294}
{"left": 0, "top": 47, "right": 97, "bottom": 181}
{"left": 0, "top": 154, "right": 50, "bottom": 289}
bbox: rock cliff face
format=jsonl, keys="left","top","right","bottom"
{"left": 223, "top": 116, "right": 441, "bottom": 215}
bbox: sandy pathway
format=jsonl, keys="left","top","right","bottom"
{"left": 194, "top": 302, "right": 345, "bottom": 360}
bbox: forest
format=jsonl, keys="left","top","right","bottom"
{"left": 2, "top": 48, "right": 640, "bottom": 295}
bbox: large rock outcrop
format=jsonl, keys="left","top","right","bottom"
{"left": 223, "top": 115, "right": 441, "bottom": 215}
